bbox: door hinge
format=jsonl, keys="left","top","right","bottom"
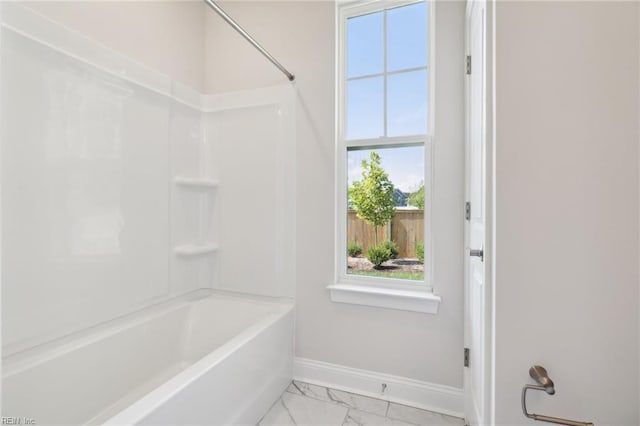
{"left": 465, "top": 202, "right": 471, "bottom": 221}
{"left": 464, "top": 347, "right": 470, "bottom": 367}
{"left": 466, "top": 55, "right": 472, "bottom": 75}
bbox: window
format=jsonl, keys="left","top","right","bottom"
{"left": 330, "top": 0, "right": 440, "bottom": 313}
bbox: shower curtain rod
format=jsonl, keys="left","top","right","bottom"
{"left": 203, "top": 0, "right": 296, "bottom": 82}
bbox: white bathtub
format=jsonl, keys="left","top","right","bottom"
{"left": 2, "top": 290, "right": 294, "bottom": 425}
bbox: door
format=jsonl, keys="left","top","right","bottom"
{"left": 464, "top": 1, "right": 488, "bottom": 425}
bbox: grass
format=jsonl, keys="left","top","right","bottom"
{"left": 349, "top": 270, "right": 424, "bottom": 281}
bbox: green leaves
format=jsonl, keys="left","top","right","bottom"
{"left": 380, "top": 240, "right": 399, "bottom": 259}
{"left": 347, "top": 241, "right": 363, "bottom": 257}
{"left": 416, "top": 242, "right": 424, "bottom": 264}
{"left": 367, "top": 244, "right": 392, "bottom": 268}
{"left": 350, "top": 151, "right": 396, "bottom": 229}
{"left": 407, "top": 184, "right": 425, "bottom": 209}
{"left": 366, "top": 240, "right": 398, "bottom": 268}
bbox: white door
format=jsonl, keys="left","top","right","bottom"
{"left": 464, "top": 1, "right": 488, "bottom": 425}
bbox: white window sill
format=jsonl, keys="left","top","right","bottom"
{"left": 327, "top": 283, "right": 441, "bottom": 314}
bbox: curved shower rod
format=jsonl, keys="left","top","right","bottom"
{"left": 203, "top": 0, "right": 296, "bottom": 82}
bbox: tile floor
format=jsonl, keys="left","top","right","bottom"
{"left": 259, "top": 381, "right": 465, "bottom": 426}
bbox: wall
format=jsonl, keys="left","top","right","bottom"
{"left": 494, "top": 2, "right": 640, "bottom": 424}
{"left": 205, "top": 1, "right": 466, "bottom": 388}
{"left": 22, "top": 1, "right": 206, "bottom": 91}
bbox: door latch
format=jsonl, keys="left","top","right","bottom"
{"left": 469, "top": 247, "right": 484, "bottom": 262}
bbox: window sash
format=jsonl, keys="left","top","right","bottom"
{"left": 345, "top": 135, "right": 425, "bottom": 150}
{"left": 343, "top": 1, "right": 429, "bottom": 141}
{"left": 337, "top": 136, "right": 432, "bottom": 291}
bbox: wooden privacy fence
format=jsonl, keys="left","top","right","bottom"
{"left": 347, "top": 209, "right": 424, "bottom": 258}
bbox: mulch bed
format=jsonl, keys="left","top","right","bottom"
{"left": 347, "top": 256, "right": 424, "bottom": 272}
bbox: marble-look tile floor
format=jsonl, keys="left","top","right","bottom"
{"left": 259, "top": 381, "right": 465, "bottom": 426}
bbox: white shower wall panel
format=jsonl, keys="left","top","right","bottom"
{"left": 203, "top": 87, "right": 296, "bottom": 299}
{"left": 0, "top": 3, "right": 206, "bottom": 353}
{"left": 1, "top": 28, "right": 173, "bottom": 352}
{"left": 168, "top": 94, "right": 215, "bottom": 294}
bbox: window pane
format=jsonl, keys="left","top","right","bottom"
{"left": 387, "top": 70, "right": 428, "bottom": 137}
{"left": 347, "top": 145, "right": 425, "bottom": 281}
{"left": 386, "top": 2, "right": 428, "bottom": 72}
{"left": 347, "top": 12, "right": 384, "bottom": 78}
{"left": 347, "top": 77, "right": 384, "bottom": 140}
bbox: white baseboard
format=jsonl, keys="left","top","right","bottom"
{"left": 293, "top": 357, "right": 464, "bottom": 419}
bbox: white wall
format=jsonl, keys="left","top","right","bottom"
{"left": 204, "top": 1, "right": 466, "bottom": 388}
{"left": 494, "top": 2, "right": 640, "bottom": 424}
{"left": 22, "top": 1, "right": 206, "bottom": 91}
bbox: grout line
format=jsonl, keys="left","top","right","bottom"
{"left": 257, "top": 394, "right": 284, "bottom": 425}
{"left": 288, "top": 382, "right": 331, "bottom": 404}
{"left": 385, "top": 401, "right": 390, "bottom": 417}
{"left": 290, "top": 380, "right": 305, "bottom": 395}
{"left": 341, "top": 408, "right": 351, "bottom": 426}
{"left": 279, "top": 397, "right": 297, "bottom": 425}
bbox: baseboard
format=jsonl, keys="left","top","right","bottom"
{"left": 293, "top": 357, "right": 464, "bottom": 418}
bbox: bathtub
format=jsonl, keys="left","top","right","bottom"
{"left": 2, "top": 290, "right": 294, "bottom": 425}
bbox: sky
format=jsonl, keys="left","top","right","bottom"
{"left": 348, "top": 146, "right": 424, "bottom": 194}
{"left": 346, "top": 1, "right": 428, "bottom": 194}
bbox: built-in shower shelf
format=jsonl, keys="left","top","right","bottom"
{"left": 174, "top": 177, "right": 219, "bottom": 189}
{"left": 174, "top": 244, "right": 219, "bottom": 256}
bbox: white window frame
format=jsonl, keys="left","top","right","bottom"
{"left": 329, "top": 0, "right": 441, "bottom": 313}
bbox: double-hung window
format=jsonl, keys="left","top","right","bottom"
{"left": 330, "top": 0, "right": 440, "bottom": 313}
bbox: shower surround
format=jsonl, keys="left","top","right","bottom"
{"left": 0, "top": 3, "right": 296, "bottom": 424}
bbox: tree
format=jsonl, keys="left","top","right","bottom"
{"left": 349, "top": 151, "right": 396, "bottom": 244}
{"left": 407, "top": 184, "right": 425, "bottom": 209}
